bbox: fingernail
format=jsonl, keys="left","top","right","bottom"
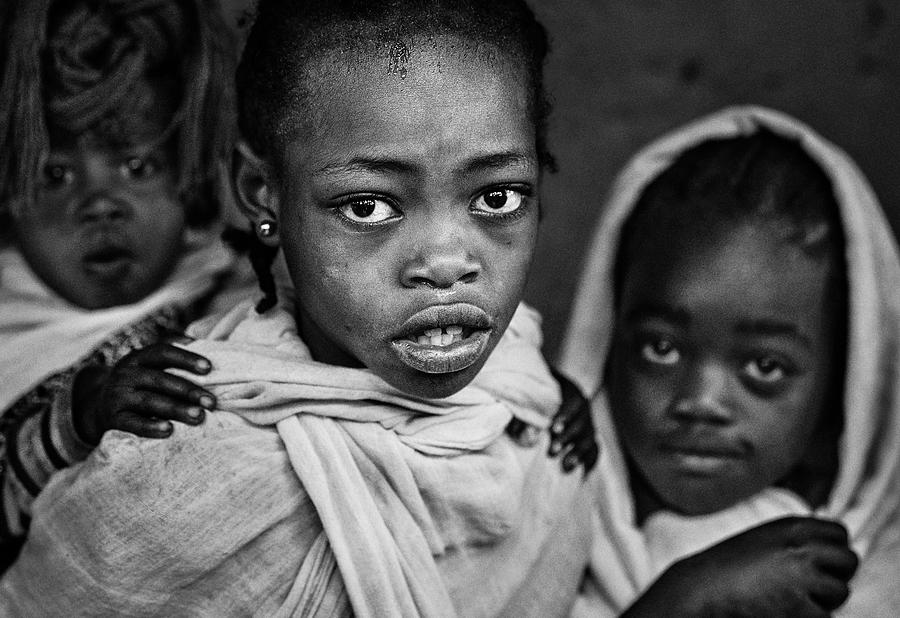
{"left": 551, "top": 420, "right": 565, "bottom": 434}
{"left": 549, "top": 441, "right": 561, "bottom": 456}
{"left": 188, "top": 407, "right": 203, "bottom": 420}
{"left": 200, "top": 395, "right": 215, "bottom": 409}
{"left": 197, "top": 359, "right": 211, "bottom": 372}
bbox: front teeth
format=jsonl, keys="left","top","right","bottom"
{"left": 414, "top": 325, "right": 464, "bottom": 347}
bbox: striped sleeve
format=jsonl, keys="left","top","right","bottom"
{"left": 1, "top": 372, "right": 93, "bottom": 540}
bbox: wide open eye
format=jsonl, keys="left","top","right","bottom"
{"left": 743, "top": 356, "right": 787, "bottom": 384}
{"left": 41, "top": 163, "right": 75, "bottom": 189}
{"left": 121, "top": 156, "right": 160, "bottom": 180}
{"left": 471, "top": 188, "right": 526, "bottom": 216}
{"left": 640, "top": 337, "right": 681, "bottom": 365}
{"left": 337, "top": 197, "right": 400, "bottom": 225}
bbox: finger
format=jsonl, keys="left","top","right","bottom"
{"left": 553, "top": 410, "right": 592, "bottom": 452}
{"left": 120, "top": 343, "right": 212, "bottom": 375}
{"left": 118, "top": 391, "right": 206, "bottom": 426}
{"left": 114, "top": 411, "right": 173, "bottom": 439}
{"left": 809, "top": 543, "right": 859, "bottom": 580}
{"left": 806, "top": 575, "right": 852, "bottom": 612}
{"left": 506, "top": 418, "right": 527, "bottom": 440}
{"left": 121, "top": 369, "right": 216, "bottom": 409}
{"left": 581, "top": 442, "right": 600, "bottom": 476}
{"left": 785, "top": 517, "right": 850, "bottom": 548}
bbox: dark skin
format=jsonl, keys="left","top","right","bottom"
{"left": 72, "top": 342, "right": 216, "bottom": 445}
{"left": 623, "top": 517, "right": 859, "bottom": 618}
{"left": 72, "top": 343, "right": 598, "bottom": 474}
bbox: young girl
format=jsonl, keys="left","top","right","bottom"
{"left": 562, "top": 106, "right": 900, "bottom": 616}
{"left": 0, "top": 0, "right": 597, "bottom": 614}
{"left": 0, "top": 0, "right": 246, "bottom": 560}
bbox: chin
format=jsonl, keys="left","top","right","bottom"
{"left": 386, "top": 365, "right": 482, "bottom": 400}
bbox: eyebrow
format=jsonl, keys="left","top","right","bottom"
{"left": 315, "top": 150, "right": 534, "bottom": 179}
{"left": 624, "top": 303, "right": 691, "bottom": 326}
{"left": 734, "top": 319, "right": 812, "bottom": 347}
{"left": 458, "top": 151, "right": 534, "bottom": 176}
{"left": 316, "top": 157, "right": 418, "bottom": 177}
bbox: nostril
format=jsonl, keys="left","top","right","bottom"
{"left": 410, "top": 277, "right": 435, "bottom": 288}
{"left": 459, "top": 272, "right": 478, "bottom": 284}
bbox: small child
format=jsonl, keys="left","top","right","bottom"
{"left": 0, "top": 0, "right": 597, "bottom": 615}
{"left": 0, "top": 0, "right": 243, "bottom": 559}
{"left": 562, "top": 106, "right": 900, "bottom": 616}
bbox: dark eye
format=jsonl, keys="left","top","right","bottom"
{"left": 121, "top": 156, "right": 159, "bottom": 179}
{"left": 337, "top": 197, "right": 400, "bottom": 224}
{"left": 640, "top": 337, "right": 680, "bottom": 365}
{"left": 471, "top": 188, "right": 525, "bottom": 215}
{"left": 41, "top": 163, "right": 75, "bottom": 189}
{"left": 743, "top": 356, "right": 787, "bottom": 383}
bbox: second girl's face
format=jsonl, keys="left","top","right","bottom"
{"left": 11, "top": 128, "right": 185, "bottom": 310}
{"left": 272, "top": 41, "right": 540, "bottom": 398}
{"left": 608, "top": 220, "right": 841, "bottom": 517}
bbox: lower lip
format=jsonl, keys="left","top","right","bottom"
{"left": 667, "top": 450, "right": 741, "bottom": 475}
{"left": 391, "top": 330, "right": 491, "bottom": 374}
{"left": 83, "top": 258, "right": 132, "bottom": 280}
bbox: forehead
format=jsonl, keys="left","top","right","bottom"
{"left": 275, "top": 37, "right": 535, "bottom": 171}
{"left": 620, "top": 221, "right": 835, "bottom": 325}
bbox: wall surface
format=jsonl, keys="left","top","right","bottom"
{"left": 220, "top": 0, "right": 900, "bottom": 360}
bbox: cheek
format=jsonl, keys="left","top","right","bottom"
{"left": 608, "top": 347, "right": 670, "bottom": 447}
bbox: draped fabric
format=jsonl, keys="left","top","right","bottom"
{"left": 560, "top": 106, "right": 900, "bottom": 616}
{"left": 0, "top": 300, "right": 592, "bottom": 617}
{"left": 0, "top": 231, "right": 236, "bottom": 413}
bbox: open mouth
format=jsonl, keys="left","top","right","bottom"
{"left": 390, "top": 303, "right": 493, "bottom": 374}
{"left": 82, "top": 246, "right": 134, "bottom": 279}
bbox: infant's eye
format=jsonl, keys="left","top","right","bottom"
{"left": 337, "top": 197, "right": 400, "bottom": 225}
{"left": 471, "top": 188, "right": 525, "bottom": 215}
{"left": 121, "top": 156, "right": 159, "bottom": 179}
{"left": 743, "top": 356, "right": 787, "bottom": 383}
{"left": 41, "top": 163, "right": 75, "bottom": 189}
{"left": 640, "top": 337, "right": 680, "bottom": 365}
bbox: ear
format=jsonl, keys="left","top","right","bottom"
{"left": 232, "top": 139, "right": 281, "bottom": 247}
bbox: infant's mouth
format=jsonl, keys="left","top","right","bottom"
{"left": 391, "top": 303, "right": 493, "bottom": 374}
{"left": 82, "top": 246, "right": 134, "bottom": 279}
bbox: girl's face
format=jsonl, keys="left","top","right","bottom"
{"left": 263, "top": 43, "right": 539, "bottom": 398}
{"left": 608, "top": 221, "right": 840, "bottom": 517}
{"left": 11, "top": 133, "right": 185, "bottom": 309}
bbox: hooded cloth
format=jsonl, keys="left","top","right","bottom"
{"left": 0, "top": 300, "right": 591, "bottom": 617}
{"left": 560, "top": 105, "right": 900, "bottom": 616}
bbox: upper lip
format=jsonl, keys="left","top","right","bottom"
{"left": 394, "top": 302, "right": 492, "bottom": 339}
{"left": 661, "top": 437, "right": 748, "bottom": 458}
{"left": 82, "top": 245, "right": 134, "bottom": 263}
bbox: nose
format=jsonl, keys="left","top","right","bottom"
{"left": 669, "top": 361, "right": 733, "bottom": 425}
{"left": 77, "top": 193, "right": 130, "bottom": 224}
{"left": 400, "top": 217, "right": 481, "bottom": 289}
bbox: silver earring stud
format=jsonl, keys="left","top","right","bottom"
{"left": 258, "top": 220, "right": 276, "bottom": 238}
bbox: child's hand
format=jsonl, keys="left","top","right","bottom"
{"left": 506, "top": 368, "right": 599, "bottom": 475}
{"left": 72, "top": 342, "right": 217, "bottom": 445}
{"left": 549, "top": 367, "right": 598, "bottom": 474}
{"left": 624, "top": 516, "right": 859, "bottom": 618}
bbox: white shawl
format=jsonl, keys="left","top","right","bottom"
{"left": 560, "top": 106, "right": 900, "bottom": 616}
{"left": 0, "top": 231, "right": 237, "bottom": 412}
{"left": 0, "top": 300, "right": 591, "bottom": 617}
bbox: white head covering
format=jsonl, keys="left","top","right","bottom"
{"left": 561, "top": 106, "right": 900, "bottom": 616}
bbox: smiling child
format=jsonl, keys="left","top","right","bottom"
{"left": 0, "top": 1, "right": 595, "bottom": 615}
{"left": 563, "top": 106, "right": 900, "bottom": 616}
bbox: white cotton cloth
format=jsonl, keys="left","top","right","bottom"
{"left": 0, "top": 300, "right": 591, "bottom": 617}
{"left": 560, "top": 105, "right": 900, "bottom": 616}
{"left": 0, "top": 230, "right": 238, "bottom": 412}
